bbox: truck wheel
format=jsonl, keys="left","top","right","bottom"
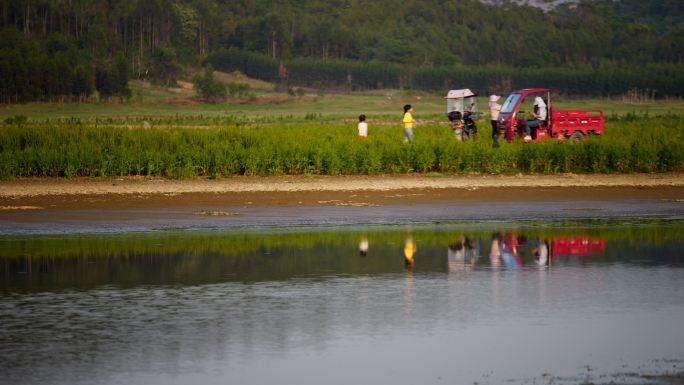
{"left": 570, "top": 131, "right": 584, "bottom": 143}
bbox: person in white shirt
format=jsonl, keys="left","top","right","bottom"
{"left": 358, "top": 114, "right": 368, "bottom": 139}
{"left": 524, "top": 96, "right": 547, "bottom": 141}
{"left": 489, "top": 94, "right": 502, "bottom": 143}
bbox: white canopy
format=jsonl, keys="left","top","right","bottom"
{"left": 445, "top": 89, "right": 476, "bottom": 99}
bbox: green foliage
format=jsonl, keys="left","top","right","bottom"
{"left": 0, "top": 28, "right": 94, "bottom": 103}
{"left": 95, "top": 52, "right": 132, "bottom": 101}
{"left": 227, "top": 82, "right": 251, "bottom": 98}
{"left": 148, "top": 45, "right": 184, "bottom": 86}
{"left": 295, "top": 88, "right": 305, "bottom": 97}
{"left": 1, "top": 0, "right": 683, "bottom": 101}
{"left": 3, "top": 115, "right": 28, "bottom": 126}
{"left": 193, "top": 65, "right": 226, "bottom": 103}
{"left": 1, "top": 116, "right": 682, "bottom": 179}
{"left": 206, "top": 48, "right": 684, "bottom": 97}
{"left": 4, "top": 0, "right": 682, "bottom": 71}
{"left": 205, "top": 47, "right": 279, "bottom": 81}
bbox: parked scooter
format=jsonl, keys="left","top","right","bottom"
{"left": 448, "top": 110, "right": 478, "bottom": 141}
{"left": 445, "top": 89, "right": 479, "bottom": 141}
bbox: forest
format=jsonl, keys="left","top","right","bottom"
{"left": 1, "top": 0, "right": 683, "bottom": 103}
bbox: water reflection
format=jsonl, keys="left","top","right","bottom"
{"left": 1, "top": 220, "right": 683, "bottom": 385}
{"left": 358, "top": 236, "right": 368, "bottom": 257}
{"left": 488, "top": 232, "right": 606, "bottom": 270}
{"left": 1, "top": 221, "right": 683, "bottom": 293}
{"left": 533, "top": 240, "right": 549, "bottom": 267}
{"left": 447, "top": 235, "right": 479, "bottom": 273}
{"left": 403, "top": 236, "right": 416, "bottom": 267}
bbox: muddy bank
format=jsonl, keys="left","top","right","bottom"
{"left": 1, "top": 174, "right": 683, "bottom": 198}
{"left": 0, "top": 174, "right": 682, "bottom": 234}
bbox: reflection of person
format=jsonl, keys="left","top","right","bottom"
{"left": 402, "top": 104, "right": 415, "bottom": 143}
{"left": 359, "top": 237, "right": 369, "bottom": 256}
{"left": 533, "top": 241, "right": 550, "bottom": 267}
{"left": 524, "top": 97, "right": 547, "bottom": 141}
{"left": 500, "top": 232, "right": 522, "bottom": 269}
{"left": 358, "top": 114, "right": 368, "bottom": 139}
{"left": 448, "top": 236, "right": 478, "bottom": 272}
{"left": 488, "top": 95, "right": 501, "bottom": 143}
{"left": 490, "top": 233, "right": 502, "bottom": 267}
{"left": 404, "top": 237, "right": 416, "bottom": 267}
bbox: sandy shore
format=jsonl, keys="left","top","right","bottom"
{"left": 1, "top": 173, "right": 683, "bottom": 197}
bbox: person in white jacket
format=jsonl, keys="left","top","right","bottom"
{"left": 524, "top": 96, "right": 547, "bottom": 141}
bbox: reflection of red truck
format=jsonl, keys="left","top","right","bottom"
{"left": 498, "top": 88, "right": 605, "bottom": 142}
{"left": 551, "top": 237, "right": 605, "bottom": 257}
{"left": 496, "top": 233, "right": 605, "bottom": 268}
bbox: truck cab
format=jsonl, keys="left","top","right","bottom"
{"left": 498, "top": 88, "right": 604, "bottom": 142}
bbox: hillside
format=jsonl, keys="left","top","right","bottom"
{"left": 1, "top": 0, "right": 683, "bottom": 102}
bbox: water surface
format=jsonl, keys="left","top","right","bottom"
{"left": 1, "top": 220, "right": 683, "bottom": 385}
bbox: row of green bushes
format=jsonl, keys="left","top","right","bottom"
{"left": 206, "top": 48, "right": 684, "bottom": 97}
{"left": 1, "top": 117, "right": 682, "bottom": 178}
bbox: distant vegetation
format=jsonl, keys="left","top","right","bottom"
{"left": 1, "top": 0, "right": 683, "bottom": 103}
{"left": 205, "top": 48, "right": 684, "bottom": 98}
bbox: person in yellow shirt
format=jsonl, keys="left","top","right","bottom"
{"left": 402, "top": 104, "right": 414, "bottom": 143}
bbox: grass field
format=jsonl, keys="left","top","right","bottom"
{"left": 1, "top": 75, "right": 683, "bottom": 178}
{"left": 1, "top": 73, "right": 683, "bottom": 125}
{"left": 1, "top": 116, "right": 682, "bottom": 178}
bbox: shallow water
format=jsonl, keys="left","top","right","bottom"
{"left": 1, "top": 220, "right": 683, "bottom": 385}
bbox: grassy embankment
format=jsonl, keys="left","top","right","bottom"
{"left": 1, "top": 76, "right": 683, "bottom": 178}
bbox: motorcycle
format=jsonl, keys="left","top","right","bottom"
{"left": 448, "top": 110, "right": 478, "bottom": 141}
{"left": 445, "top": 88, "right": 479, "bottom": 141}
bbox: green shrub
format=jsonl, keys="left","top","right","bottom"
{"left": 193, "top": 65, "right": 227, "bottom": 103}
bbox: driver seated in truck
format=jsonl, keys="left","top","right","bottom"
{"left": 524, "top": 97, "right": 547, "bottom": 141}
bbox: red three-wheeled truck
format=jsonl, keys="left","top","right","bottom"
{"left": 498, "top": 88, "right": 605, "bottom": 142}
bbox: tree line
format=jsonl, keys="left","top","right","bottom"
{"left": 0, "top": 28, "right": 130, "bottom": 103}
{"left": 206, "top": 47, "right": 684, "bottom": 97}
{"left": 1, "top": 0, "right": 682, "bottom": 102}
